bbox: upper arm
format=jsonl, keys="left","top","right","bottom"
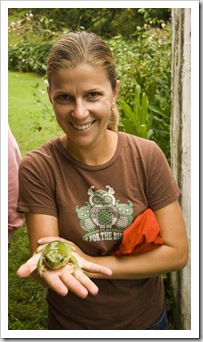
{"left": 154, "top": 200, "right": 189, "bottom": 264}
{"left": 25, "top": 213, "right": 59, "bottom": 255}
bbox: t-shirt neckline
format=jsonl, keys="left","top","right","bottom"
{"left": 55, "top": 131, "right": 123, "bottom": 171}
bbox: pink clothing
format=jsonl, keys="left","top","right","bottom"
{"left": 8, "top": 127, "right": 24, "bottom": 243}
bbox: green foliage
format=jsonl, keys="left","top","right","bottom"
{"left": 138, "top": 8, "right": 171, "bottom": 26}
{"left": 8, "top": 11, "right": 172, "bottom": 161}
{"left": 8, "top": 10, "right": 57, "bottom": 42}
{"left": 8, "top": 71, "right": 61, "bottom": 330}
{"left": 118, "top": 84, "right": 170, "bottom": 161}
{"left": 108, "top": 23, "right": 172, "bottom": 161}
{"left": 8, "top": 8, "right": 171, "bottom": 40}
{"left": 118, "top": 85, "right": 154, "bottom": 139}
{"left": 8, "top": 225, "right": 48, "bottom": 330}
{"left": 8, "top": 41, "right": 52, "bottom": 75}
{"left": 8, "top": 10, "right": 58, "bottom": 74}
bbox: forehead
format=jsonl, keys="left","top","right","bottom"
{"left": 50, "top": 63, "right": 110, "bottom": 86}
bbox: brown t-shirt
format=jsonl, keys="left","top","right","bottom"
{"left": 18, "top": 132, "right": 180, "bottom": 329}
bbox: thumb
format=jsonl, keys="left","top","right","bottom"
{"left": 16, "top": 253, "right": 40, "bottom": 278}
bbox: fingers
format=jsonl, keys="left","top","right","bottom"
{"left": 73, "top": 269, "right": 99, "bottom": 296}
{"left": 75, "top": 255, "right": 112, "bottom": 276}
{"left": 41, "top": 270, "right": 68, "bottom": 297}
{"left": 38, "top": 236, "right": 69, "bottom": 244}
{"left": 84, "top": 261, "right": 112, "bottom": 276}
{"left": 60, "top": 269, "right": 89, "bottom": 298}
{"left": 42, "top": 266, "right": 98, "bottom": 298}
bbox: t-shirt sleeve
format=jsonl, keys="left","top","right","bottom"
{"left": 145, "top": 141, "right": 180, "bottom": 211}
{"left": 17, "top": 152, "right": 57, "bottom": 217}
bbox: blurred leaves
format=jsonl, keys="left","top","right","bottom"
{"left": 8, "top": 8, "right": 172, "bottom": 161}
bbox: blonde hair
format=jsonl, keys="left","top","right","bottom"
{"left": 47, "top": 31, "right": 119, "bottom": 131}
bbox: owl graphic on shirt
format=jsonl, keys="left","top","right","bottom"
{"left": 76, "top": 185, "right": 133, "bottom": 232}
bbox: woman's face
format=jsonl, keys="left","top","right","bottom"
{"left": 48, "top": 64, "right": 120, "bottom": 150}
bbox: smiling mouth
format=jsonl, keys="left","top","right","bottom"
{"left": 71, "top": 121, "right": 95, "bottom": 131}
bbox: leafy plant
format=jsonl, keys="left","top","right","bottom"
{"left": 118, "top": 84, "right": 153, "bottom": 139}
{"left": 8, "top": 41, "right": 52, "bottom": 75}
{"left": 109, "top": 23, "right": 172, "bottom": 161}
{"left": 8, "top": 8, "right": 171, "bottom": 41}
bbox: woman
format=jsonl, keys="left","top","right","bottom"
{"left": 17, "top": 31, "right": 188, "bottom": 330}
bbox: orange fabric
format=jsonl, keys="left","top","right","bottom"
{"left": 112, "top": 208, "right": 163, "bottom": 256}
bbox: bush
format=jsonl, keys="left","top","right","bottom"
{"left": 8, "top": 41, "right": 52, "bottom": 74}
{"left": 8, "top": 10, "right": 172, "bottom": 160}
{"left": 109, "top": 23, "right": 172, "bottom": 161}
{"left": 8, "top": 8, "right": 171, "bottom": 40}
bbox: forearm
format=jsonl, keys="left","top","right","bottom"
{"left": 85, "top": 202, "right": 189, "bottom": 280}
{"left": 86, "top": 244, "right": 188, "bottom": 280}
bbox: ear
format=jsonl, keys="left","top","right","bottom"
{"left": 47, "top": 86, "right": 53, "bottom": 104}
{"left": 112, "top": 80, "right": 120, "bottom": 102}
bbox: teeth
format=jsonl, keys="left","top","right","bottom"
{"left": 72, "top": 122, "right": 93, "bottom": 131}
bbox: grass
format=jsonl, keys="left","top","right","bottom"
{"left": 8, "top": 225, "right": 48, "bottom": 330}
{"left": 8, "top": 70, "right": 62, "bottom": 156}
{"left": 8, "top": 71, "right": 62, "bottom": 330}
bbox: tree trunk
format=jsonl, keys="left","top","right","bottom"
{"left": 170, "top": 8, "right": 191, "bottom": 330}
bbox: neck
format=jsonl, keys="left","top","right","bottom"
{"left": 61, "top": 131, "right": 118, "bottom": 166}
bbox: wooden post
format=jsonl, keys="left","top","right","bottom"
{"left": 170, "top": 8, "right": 191, "bottom": 329}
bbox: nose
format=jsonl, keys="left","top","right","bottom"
{"left": 71, "top": 99, "right": 89, "bottom": 120}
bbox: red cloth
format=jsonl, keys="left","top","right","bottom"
{"left": 112, "top": 208, "right": 163, "bottom": 256}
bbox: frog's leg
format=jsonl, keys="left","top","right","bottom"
{"left": 69, "top": 255, "right": 80, "bottom": 269}
{"left": 65, "top": 242, "right": 77, "bottom": 252}
{"left": 37, "top": 256, "right": 47, "bottom": 276}
{"left": 35, "top": 243, "right": 48, "bottom": 254}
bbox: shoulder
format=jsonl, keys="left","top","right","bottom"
{"left": 118, "top": 131, "right": 163, "bottom": 157}
{"left": 118, "top": 131, "right": 170, "bottom": 175}
{"left": 19, "top": 137, "right": 60, "bottom": 172}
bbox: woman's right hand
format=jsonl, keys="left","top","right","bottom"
{"left": 16, "top": 239, "right": 112, "bottom": 298}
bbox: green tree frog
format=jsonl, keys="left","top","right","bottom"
{"left": 35, "top": 240, "right": 80, "bottom": 277}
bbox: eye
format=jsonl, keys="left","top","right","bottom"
{"left": 92, "top": 195, "right": 102, "bottom": 204}
{"left": 104, "top": 195, "right": 112, "bottom": 204}
{"left": 56, "top": 94, "right": 73, "bottom": 103}
{"left": 86, "top": 92, "right": 100, "bottom": 100}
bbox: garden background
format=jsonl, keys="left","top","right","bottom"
{"left": 8, "top": 8, "right": 176, "bottom": 330}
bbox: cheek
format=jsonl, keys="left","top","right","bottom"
{"left": 52, "top": 104, "right": 67, "bottom": 120}
{"left": 94, "top": 100, "right": 111, "bottom": 117}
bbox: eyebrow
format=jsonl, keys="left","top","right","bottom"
{"left": 54, "top": 87, "right": 104, "bottom": 96}
{"left": 84, "top": 88, "right": 103, "bottom": 94}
